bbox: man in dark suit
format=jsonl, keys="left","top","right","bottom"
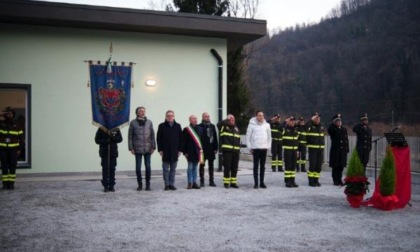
{"left": 352, "top": 113, "right": 372, "bottom": 175}
{"left": 157, "top": 110, "right": 183, "bottom": 191}
{"left": 198, "top": 112, "right": 219, "bottom": 187}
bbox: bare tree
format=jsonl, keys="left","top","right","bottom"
{"left": 228, "top": 0, "right": 262, "bottom": 19}
{"left": 147, "top": 0, "right": 171, "bottom": 11}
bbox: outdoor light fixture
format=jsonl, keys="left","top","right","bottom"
{"left": 145, "top": 79, "right": 156, "bottom": 86}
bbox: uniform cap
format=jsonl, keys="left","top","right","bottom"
{"left": 360, "top": 113, "right": 368, "bottom": 121}
{"left": 285, "top": 116, "right": 296, "bottom": 122}
{"left": 298, "top": 117, "right": 304, "bottom": 121}
{"left": 332, "top": 114, "right": 342, "bottom": 123}
{"left": 311, "top": 112, "right": 321, "bottom": 121}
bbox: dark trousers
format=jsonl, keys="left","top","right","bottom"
{"left": 284, "top": 150, "right": 297, "bottom": 172}
{"left": 101, "top": 156, "right": 116, "bottom": 189}
{"left": 135, "top": 153, "right": 151, "bottom": 187}
{"left": 308, "top": 148, "right": 324, "bottom": 174}
{"left": 223, "top": 151, "right": 239, "bottom": 184}
{"left": 332, "top": 166, "right": 344, "bottom": 184}
{"left": 252, "top": 149, "right": 267, "bottom": 186}
{"left": 1, "top": 148, "right": 18, "bottom": 185}
{"left": 271, "top": 141, "right": 283, "bottom": 168}
{"left": 297, "top": 145, "right": 307, "bottom": 170}
{"left": 357, "top": 148, "right": 371, "bottom": 174}
{"left": 199, "top": 158, "right": 215, "bottom": 183}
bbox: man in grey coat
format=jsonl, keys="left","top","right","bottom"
{"left": 128, "top": 106, "right": 156, "bottom": 191}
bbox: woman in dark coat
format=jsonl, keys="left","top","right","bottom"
{"left": 327, "top": 114, "right": 349, "bottom": 186}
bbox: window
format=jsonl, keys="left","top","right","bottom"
{"left": 0, "top": 84, "right": 31, "bottom": 168}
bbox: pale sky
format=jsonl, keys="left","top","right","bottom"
{"left": 41, "top": 0, "right": 342, "bottom": 32}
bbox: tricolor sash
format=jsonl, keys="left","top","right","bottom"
{"left": 185, "top": 125, "right": 204, "bottom": 164}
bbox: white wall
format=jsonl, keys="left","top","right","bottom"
{"left": 0, "top": 23, "right": 227, "bottom": 174}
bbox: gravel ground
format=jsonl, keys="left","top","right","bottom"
{"left": 1, "top": 161, "right": 420, "bottom": 252}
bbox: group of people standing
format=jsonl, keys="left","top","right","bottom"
{"left": 246, "top": 111, "right": 372, "bottom": 189}
{"left": 94, "top": 106, "right": 373, "bottom": 193}
{"left": 95, "top": 108, "right": 223, "bottom": 192}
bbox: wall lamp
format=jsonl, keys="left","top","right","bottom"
{"left": 145, "top": 79, "right": 156, "bottom": 86}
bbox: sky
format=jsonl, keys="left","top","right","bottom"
{"left": 41, "top": 0, "right": 343, "bottom": 32}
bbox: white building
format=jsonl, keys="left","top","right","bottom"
{"left": 0, "top": 0, "right": 266, "bottom": 174}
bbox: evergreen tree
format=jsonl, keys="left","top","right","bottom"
{"left": 379, "top": 146, "right": 396, "bottom": 196}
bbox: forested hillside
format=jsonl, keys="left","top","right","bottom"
{"left": 246, "top": 0, "right": 420, "bottom": 128}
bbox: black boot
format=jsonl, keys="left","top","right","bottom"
{"left": 2, "top": 181, "right": 8, "bottom": 190}
{"left": 272, "top": 166, "right": 276, "bottom": 172}
{"left": 285, "top": 178, "right": 292, "bottom": 188}
{"left": 308, "top": 177, "right": 316, "bottom": 187}
{"left": 291, "top": 178, "right": 299, "bottom": 188}
{"left": 278, "top": 166, "right": 284, "bottom": 172}
{"left": 209, "top": 180, "right": 216, "bottom": 187}
{"left": 314, "top": 178, "right": 321, "bottom": 187}
{"left": 9, "top": 182, "right": 14, "bottom": 190}
{"left": 200, "top": 180, "right": 205, "bottom": 187}
{"left": 137, "top": 183, "right": 143, "bottom": 191}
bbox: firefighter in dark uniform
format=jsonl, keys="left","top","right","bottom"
{"left": 95, "top": 127, "right": 123, "bottom": 192}
{"left": 282, "top": 116, "right": 299, "bottom": 188}
{"left": 305, "top": 112, "right": 325, "bottom": 187}
{"left": 269, "top": 114, "right": 284, "bottom": 172}
{"left": 296, "top": 117, "right": 307, "bottom": 172}
{"left": 0, "top": 107, "right": 24, "bottom": 190}
{"left": 327, "top": 114, "right": 349, "bottom": 186}
{"left": 219, "top": 114, "right": 241, "bottom": 188}
{"left": 352, "top": 113, "right": 372, "bottom": 175}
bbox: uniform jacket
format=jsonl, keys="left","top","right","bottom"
{"left": 328, "top": 123, "right": 349, "bottom": 167}
{"left": 296, "top": 124, "right": 307, "bottom": 147}
{"left": 246, "top": 117, "right": 271, "bottom": 150}
{"left": 157, "top": 120, "right": 183, "bottom": 162}
{"left": 95, "top": 128, "right": 123, "bottom": 158}
{"left": 219, "top": 120, "right": 241, "bottom": 153}
{"left": 0, "top": 118, "right": 24, "bottom": 150}
{"left": 269, "top": 121, "right": 284, "bottom": 143}
{"left": 352, "top": 123, "right": 372, "bottom": 151}
{"left": 198, "top": 121, "right": 218, "bottom": 160}
{"left": 282, "top": 125, "right": 300, "bottom": 150}
{"left": 128, "top": 117, "right": 156, "bottom": 154}
{"left": 305, "top": 121, "right": 325, "bottom": 148}
{"left": 182, "top": 124, "right": 203, "bottom": 162}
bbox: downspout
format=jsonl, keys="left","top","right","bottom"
{"left": 210, "top": 48, "right": 223, "bottom": 171}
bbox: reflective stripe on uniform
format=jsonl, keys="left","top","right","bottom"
{"left": 283, "top": 146, "right": 298, "bottom": 150}
{"left": 307, "top": 144, "right": 324, "bottom": 149}
{"left": 284, "top": 170, "right": 296, "bottom": 178}
{"left": 306, "top": 132, "right": 324, "bottom": 137}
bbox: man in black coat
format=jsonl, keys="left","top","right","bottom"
{"left": 353, "top": 113, "right": 372, "bottom": 175}
{"left": 157, "top": 110, "right": 182, "bottom": 191}
{"left": 95, "top": 127, "right": 123, "bottom": 192}
{"left": 327, "top": 114, "right": 349, "bottom": 186}
{"left": 198, "top": 112, "right": 218, "bottom": 187}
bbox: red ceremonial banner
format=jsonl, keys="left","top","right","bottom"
{"left": 392, "top": 146, "right": 411, "bottom": 209}
{"left": 364, "top": 146, "right": 411, "bottom": 210}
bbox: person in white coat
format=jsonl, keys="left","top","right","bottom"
{"left": 246, "top": 111, "right": 272, "bottom": 189}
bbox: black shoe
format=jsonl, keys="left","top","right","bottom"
{"left": 109, "top": 187, "right": 115, "bottom": 192}
{"left": 209, "top": 181, "right": 216, "bottom": 187}
{"left": 137, "top": 186, "right": 143, "bottom": 191}
{"left": 169, "top": 185, "right": 177, "bottom": 190}
{"left": 278, "top": 168, "right": 284, "bottom": 172}
{"left": 200, "top": 181, "right": 205, "bottom": 187}
{"left": 164, "top": 185, "right": 170, "bottom": 191}
{"left": 254, "top": 185, "right": 259, "bottom": 189}
{"left": 315, "top": 182, "right": 321, "bottom": 187}
{"left": 285, "top": 181, "right": 293, "bottom": 188}
{"left": 192, "top": 183, "right": 200, "bottom": 189}
{"left": 230, "top": 184, "right": 239, "bottom": 189}
{"left": 224, "top": 184, "right": 229, "bottom": 189}
{"left": 145, "top": 186, "right": 151, "bottom": 191}
{"left": 104, "top": 188, "right": 109, "bottom": 192}
{"left": 272, "top": 168, "right": 276, "bottom": 172}
{"left": 260, "top": 183, "right": 267, "bottom": 189}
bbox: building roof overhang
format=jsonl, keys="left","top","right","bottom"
{"left": 0, "top": 0, "right": 267, "bottom": 51}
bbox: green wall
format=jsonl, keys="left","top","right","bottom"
{"left": 0, "top": 23, "right": 227, "bottom": 174}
